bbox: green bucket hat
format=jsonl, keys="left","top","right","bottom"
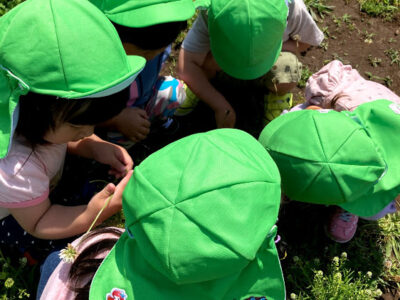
{"left": 339, "top": 100, "right": 400, "bottom": 217}
{"left": 259, "top": 108, "right": 388, "bottom": 217}
{"left": 208, "top": 0, "right": 288, "bottom": 80}
{"left": 0, "top": 0, "right": 146, "bottom": 159}
{"left": 90, "top": 129, "right": 285, "bottom": 300}
{"left": 89, "top": 0, "right": 196, "bottom": 27}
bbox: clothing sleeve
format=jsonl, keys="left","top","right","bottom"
{"left": 181, "top": 12, "right": 211, "bottom": 53}
{"left": 0, "top": 153, "right": 49, "bottom": 208}
{"left": 283, "top": 0, "right": 324, "bottom": 46}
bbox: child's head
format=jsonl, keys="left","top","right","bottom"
{"left": 89, "top": 0, "right": 195, "bottom": 59}
{"left": 259, "top": 100, "right": 400, "bottom": 218}
{"left": 0, "top": 0, "right": 146, "bottom": 158}
{"left": 208, "top": 0, "right": 288, "bottom": 80}
{"left": 16, "top": 87, "right": 129, "bottom": 145}
{"left": 89, "top": 129, "right": 285, "bottom": 299}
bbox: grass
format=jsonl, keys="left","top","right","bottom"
{"left": 288, "top": 253, "right": 382, "bottom": 299}
{"left": 304, "top": 0, "right": 335, "bottom": 22}
{"left": 385, "top": 48, "right": 400, "bottom": 67}
{"left": 0, "top": 250, "right": 33, "bottom": 299}
{"left": 0, "top": 0, "right": 22, "bottom": 16}
{"left": 297, "top": 66, "right": 313, "bottom": 88}
{"left": 280, "top": 200, "right": 400, "bottom": 298}
{"left": 358, "top": 0, "right": 399, "bottom": 20}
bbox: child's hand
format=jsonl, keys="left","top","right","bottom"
{"left": 214, "top": 105, "right": 236, "bottom": 128}
{"left": 88, "top": 170, "right": 133, "bottom": 226}
{"left": 93, "top": 142, "right": 134, "bottom": 178}
{"left": 115, "top": 107, "right": 151, "bottom": 142}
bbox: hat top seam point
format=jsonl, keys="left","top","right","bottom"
{"left": 49, "top": 0, "right": 69, "bottom": 93}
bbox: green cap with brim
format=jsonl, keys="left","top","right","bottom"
{"left": 89, "top": 0, "right": 196, "bottom": 27}
{"left": 259, "top": 109, "right": 387, "bottom": 217}
{"left": 209, "top": 0, "right": 287, "bottom": 80}
{"left": 0, "top": 0, "right": 146, "bottom": 159}
{"left": 90, "top": 129, "right": 285, "bottom": 300}
{"left": 339, "top": 100, "right": 400, "bottom": 217}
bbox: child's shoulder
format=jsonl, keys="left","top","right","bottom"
{"left": 1, "top": 136, "right": 66, "bottom": 179}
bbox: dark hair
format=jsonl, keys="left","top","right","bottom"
{"left": 113, "top": 21, "right": 187, "bottom": 50}
{"left": 16, "top": 87, "right": 129, "bottom": 146}
{"left": 68, "top": 227, "right": 122, "bottom": 300}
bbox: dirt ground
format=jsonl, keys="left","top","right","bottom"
{"left": 296, "top": 0, "right": 400, "bottom": 97}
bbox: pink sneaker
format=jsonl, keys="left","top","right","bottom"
{"left": 326, "top": 207, "right": 359, "bottom": 243}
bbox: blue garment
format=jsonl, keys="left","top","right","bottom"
{"left": 131, "top": 46, "right": 171, "bottom": 107}
{"left": 36, "top": 250, "right": 61, "bottom": 300}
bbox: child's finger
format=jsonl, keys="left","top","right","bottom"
{"left": 138, "top": 109, "right": 149, "bottom": 119}
{"left": 98, "top": 183, "right": 116, "bottom": 199}
{"left": 115, "top": 148, "right": 134, "bottom": 171}
{"left": 113, "top": 170, "right": 133, "bottom": 198}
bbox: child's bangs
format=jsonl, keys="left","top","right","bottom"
{"left": 66, "top": 86, "right": 129, "bottom": 125}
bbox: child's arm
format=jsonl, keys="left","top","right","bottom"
{"left": 8, "top": 171, "right": 132, "bottom": 239}
{"left": 282, "top": 39, "right": 311, "bottom": 54}
{"left": 178, "top": 48, "right": 236, "bottom": 128}
{"left": 68, "top": 134, "right": 133, "bottom": 178}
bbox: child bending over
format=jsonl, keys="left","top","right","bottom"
{"left": 0, "top": 0, "right": 144, "bottom": 254}
{"left": 39, "top": 129, "right": 285, "bottom": 300}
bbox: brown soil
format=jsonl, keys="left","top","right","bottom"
{"left": 294, "top": 0, "right": 400, "bottom": 101}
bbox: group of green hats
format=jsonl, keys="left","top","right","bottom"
{"left": 259, "top": 99, "right": 400, "bottom": 218}
{"left": 0, "top": 0, "right": 290, "bottom": 158}
{"left": 0, "top": 0, "right": 290, "bottom": 298}
{"left": 0, "top": 0, "right": 196, "bottom": 158}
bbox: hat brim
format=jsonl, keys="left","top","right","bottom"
{"left": 31, "top": 55, "right": 146, "bottom": 99}
{"left": 89, "top": 231, "right": 285, "bottom": 300}
{"left": 105, "top": 0, "right": 195, "bottom": 28}
{"left": 0, "top": 55, "right": 144, "bottom": 159}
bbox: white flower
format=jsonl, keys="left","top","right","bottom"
{"left": 334, "top": 272, "right": 342, "bottom": 281}
{"left": 59, "top": 243, "right": 78, "bottom": 263}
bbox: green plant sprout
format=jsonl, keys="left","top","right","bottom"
{"left": 385, "top": 48, "right": 400, "bottom": 67}
{"left": 368, "top": 55, "right": 382, "bottom": 67}
{"left": 297, "top": 66, "right": 313, "bottom": 88}
{"left": 304, "top": 0, "right": 335, "bottom": 22}
{"left": 364, "top": 71, "right": 392, "bottom": 87}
